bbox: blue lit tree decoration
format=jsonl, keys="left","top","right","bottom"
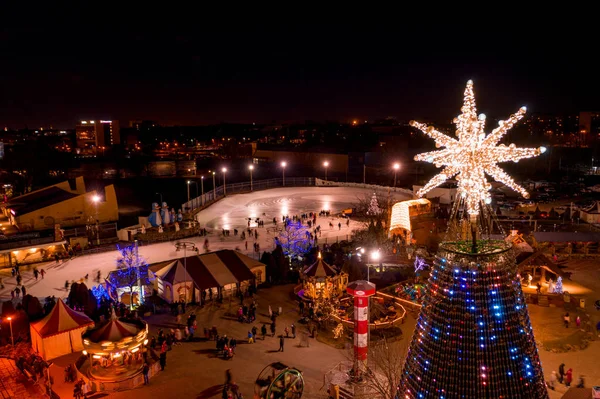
{"left": 108, "top": 244, "right": 150, "bottom": 308}
{"left": 91, "top": 284, "right": 110, "bottom": 303}
{"left": 414, "top": 256, "right": 426, "bottom": 276}
{"left": 276, "top": 219, "right": 312, "bottom": 261}
{"left": 553, "top": 276, "right": 563, "bottom": 294}
{"left": 398, "top": 81, "right": 548, "bottom": 398}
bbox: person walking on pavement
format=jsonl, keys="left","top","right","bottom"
{"left": 278, "top": 335, "right": 284, "bottom": 352}
{"left": 565, "top": 368, "right": 573, "bottom": 387}
{"left": 21, "top": 285, "right": 26, "bottom": 297}
{"left": 40, "top": 269, "right": 46, "bottom": 279}
{"left": 261, "top": 324, "right": 267, "bottom": 340}
{"left": 558, "top": 363, "right": 565, "bottom": 384}
{"left": 142, "top": 362, "right": 150, "bottom": 385}
{"left": 225, "top": 369, "right": 232, "bottom": 385}
{"left": 564, "top": 313, "right": 570, "bottom": 328}
{"left": 159, "top": 341, "right": 167, "bottom": 370}
{"left": 548, "top": 371, "right": 557, "bottom": 390}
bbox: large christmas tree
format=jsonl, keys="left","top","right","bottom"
{"left": 398, "top": 81, "right": 548, "bottom": 398}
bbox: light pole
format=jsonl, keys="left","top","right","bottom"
{"left": 200, "top": 176, "right": 204, "bottom": 206}
{"left": 281, "top": 161, "right": 287, "bottom": 186}
{"left": 249, "top": 165, "right": 254, "bottom": 191}
{"left": 324, "top": 161, "right": 329, "bottom": 181}
{"left": 6, "top": 316, "right": 13, "bottom": 346}
{"left": 393, "top": 162, "right": 400, "bottom": 187}
{"left": 212, "top": 171, "right": 216, "bottom": 200}
{"left": 186, "top": 180, "right": 191, "bottom": 202}
{"left": 175, "top": 241, "right": 197, "bottom": 304}
{"left": 222, "top": 167, "right": 227, "bottom": 196}
{"left": 369, "top": 250, "right": 380, "bottom": 282}
{"left": 92, "top": 194, "right": 101, "bottom": 245}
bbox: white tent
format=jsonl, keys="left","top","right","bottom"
{"left": 30, "top": 299, "right": 94, "bottom": 360}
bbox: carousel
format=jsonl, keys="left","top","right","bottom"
{"left": 80, "top": 313, "right": 149, "bottom": 382}
{"left": 299, "top": 253, "right": 348, "bottom": 301}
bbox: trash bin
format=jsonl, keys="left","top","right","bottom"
{"left": 580, "top": 298, "right": 586, "bottom": 309}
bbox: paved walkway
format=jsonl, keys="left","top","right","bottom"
{"left": 0, "top": 357, "right": 46, "bottom": 399}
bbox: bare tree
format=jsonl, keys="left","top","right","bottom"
{"left": 364, "top": 338, "right": 408, "bottom": 399}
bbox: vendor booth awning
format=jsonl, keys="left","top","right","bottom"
{"left": 151, "top": 250, "right": 261, "bottom": 290}
{"left": 31, "top": 299, "right": 94, "bottom": 337}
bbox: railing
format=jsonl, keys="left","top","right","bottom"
{"left": 181, "top": 177, "right": 315, "bottom": 213}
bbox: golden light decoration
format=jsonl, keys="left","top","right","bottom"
{"left": 412, "top": 80, "right": 546, "bottom": 216}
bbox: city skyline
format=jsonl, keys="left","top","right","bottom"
{"left": 0, "top": 14, "right": 597, "bottom": 129}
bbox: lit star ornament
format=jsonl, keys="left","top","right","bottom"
{"left": 412, "top": 80, "right": 546, "bottom": 216}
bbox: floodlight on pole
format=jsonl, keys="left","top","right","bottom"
{"left": 174, "top": 241, "right": 197, "bottom": 304}
{"left": 324, "top": 161, "right": 329, "bottom": 181}
{"left": 200, "top": 176, "right": 204, "bottom": 206}
{"left": 222, "top": 168, "right": 227, "bottom": 196}
{"left": 393, "top": 162, "right": 400, "bottom": 187}
{"left": 249, "top": 165, "right": 254, "bottom": 191}
{"left": 281, "top": 161, "right": 287, "bottom": 186}
{"left": 212, "top": 172, "right": 216, "bottom": 199}
{"left": 369, "top": 250, "right": 381, "bottom": 282}
{"left": 6, "top": 316, "right": 14, "bottom": 346}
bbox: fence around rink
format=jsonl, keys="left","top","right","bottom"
{"left": 181, "top": 177, "right": 416, "bottom": 215}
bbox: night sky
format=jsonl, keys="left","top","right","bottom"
{"left": 0, "top": 11, "right": 597, "bottom": 128}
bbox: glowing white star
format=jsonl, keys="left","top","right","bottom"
{"left": 412, "top": 80, "right": 546, "bottom": 216}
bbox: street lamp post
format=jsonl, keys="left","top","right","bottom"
{"left": 281, "top": 161, "right": 287, "bottom": 186}
{"left": 186, "top": 180, "right": 191, "bottom": 202}
{"left": 393, "top": 162, "right": 400, "bottom": 188}
{"left": 212, "top": 172, "right": 216, "bottom": 200}
{"left": 92, "top": 194, "right": 101, "bottom": 245}
{"left": 249, "top": 165, "right": 254, "bottom": 191}
{"left": 6, "top": 316, "right": 14, "bottom": 346}
{"left": 369, "top": 250, "right": 380, "bottom": 282}
{"left": 175, "top": 241, "right": 197, "bottom": 304}
{"left": 324, "top": 161, "right": 329, "bottom": 181}
{"left": 222, "top": 168, "right": 228, "bottom": 196}
{"left": 200, "top": 176, "right": 204, "bottom": 206}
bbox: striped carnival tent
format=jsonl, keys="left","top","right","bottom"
{"left": 30, "top": 299, "right": 95, "bottom": 360}
{"left": 149, "top": 250, "right": 266, "bottom": 303}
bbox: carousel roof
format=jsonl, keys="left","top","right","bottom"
{"left": 87, "top": 318, "right": 140, "bottom": 342}
{"left": 304, "top": 257, "right": 337, "bottom": 277}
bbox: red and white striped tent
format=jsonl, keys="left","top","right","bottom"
{"left": 30, "top": 299, "right": 94, "bottom": 360}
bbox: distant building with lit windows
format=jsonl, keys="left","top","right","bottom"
{"left": 75, "top": 120, "right": 120, "bottom": 154}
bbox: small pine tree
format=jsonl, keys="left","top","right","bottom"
{"left": 367, "top": 193, "right": 381, "bottom": 216}
{"left": 553, "top": 276, "right": 563, "bottom": 294}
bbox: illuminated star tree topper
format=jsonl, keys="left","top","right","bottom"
{"left": 412, "top": 80, "right": 546, "bottom": 216}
